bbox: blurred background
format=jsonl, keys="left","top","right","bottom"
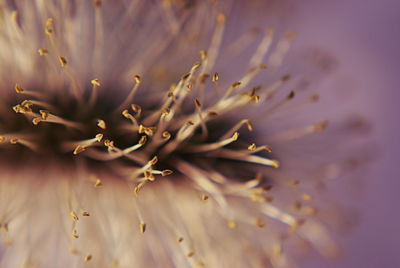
{"left": 286, "top": 0, "right": 399, "bottom": 267}
{"left": 234, "top": 0, "right": 400, "bottom": 267}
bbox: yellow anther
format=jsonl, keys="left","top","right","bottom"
{"left": 162, "top": 131, "right": 171, "bottom": 139}
{"left": 245, "top": 120, "right": 253, "bottom": 131}
{"left": 71, "top": 229, "right": 79, "bottom": 239}
{"left": 248, "top": 143, "right": 257, "bottom": 151}
{"left": 104, "top": 139, "right": 114, "bottom": 148}
{"left": 264, "top": 145, "right": 273, "bottom": 153}
{"left": 149, "top": 156, "right": 158, "bottom": 165}
{"left": 201, "top": 194, "right": 209, "bottom": 201}
{"left": 161, "top": 169, "right": 173, "bottom": 176}
{"left": 0, "top": 136, "right": 4, "bottom": 143}
{"left": 91, "top": 78, "right": 101, "bottom": 86}
{"left": 271, "top": 160, "right": 280, "bottom": 168}
{"left": 212, "top": 72, "right": 219, "bottom": 82}
{"left": 58, "top": 56, "right": 67, "bottom": 67}
{"left": 73, "top": 145, "right": 86, "bottom": 155}
{"left": 134, "top": 182, "right": 145, "bottom": 195}
{"left": 144, "top": 127, "right": 155, "bottom": 137}
{"left": 162, "top": 108, "right": 170, "bottom": 116}
{"left": 45, "top": 18, "right": 53, "bottom": 35}
{"left": 40, "top": 110, "right": 49, "bottom": 120}
{"left": 131, "top": 104, "right": 141, "bottom": 114}
{"left": 70, "top": 211, "right": 79, "bottom": 221}
{"left": 251, "top": 95, "right": 260, "bottom": 104}
{"left": 97, "top": 119, "right": 106, "bottom": 129}
{"left": 122, "top": 109, "right": 131, "bottom": 118}
{"left": 144, "top": 170, "right": 155, "bottom": 181}
{"left": 193, "top": 62, "right": 201, "bottom": 70}
{"left": 134, "top": 75, "right": 141, "bottom": 84}
{"left": 182, "top": 73, "right": 191, "bottom": 80}
{"left": 38, "top": 48, "right": 48, "bottom": 56}
{"left": 81, "top": 211, "right": 90, "bottom": 217}
{"left": 231, "top": 132, "right": 239, "bottom": 141}
{"left": 199, "top": 50, "right": 207, "bottom": 60}
{"left": 177, "top": 237, "right": 184, "bottom": 243}
{"left": 140, "top": 222, "right": 146, "bottom": 234}
{"left": 95, "top": 134, "right": 103, "bottom": 142}
{"left": 94, "top": 178, "right": 102, "bottom": 187}
{"left": 14, "top": 83, "right": 23, "bottom": 93}
{"left": 32, "top": 117, "right": 42, "bottom": 125}
{"left": 232, "top": 81, "right": 241, "bottom": 88}
{"left": 138, "top": 136, "right": 147, "bottom": 145}
{"left": 10, "top": 138, "right": 18, "bottom": 144}
{"left": 84, "top": 254, "right": 92, "bottom": 262}
{"left": 138, "top": 125, "right": 145, "bottom": 134}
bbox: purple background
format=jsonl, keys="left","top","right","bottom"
{"left": 293, "top": 1, "right": 400, "bottom": 267}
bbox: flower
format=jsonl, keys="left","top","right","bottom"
{"left": 0, "top": 1, "right": 370, "bottom": 267}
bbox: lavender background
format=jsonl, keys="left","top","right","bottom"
{"left": 292, "top": 1, "right": 400, "bottom": 267}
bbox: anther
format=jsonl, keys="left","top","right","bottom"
{"left": 140, "top": 222, "right": 146, "bottom": 234}
{"left": 91, "top": 78, "right": 101, "bottom": 86}
{"left": 81, "top": 211, "right": 90, "bottom": 217}
{"left": 70, "top": 211, "right": 79, "bottom": 221}
{"left": 73, "top": 145, "right": 86, "bottom": 155}
{"left": 71, "top": 229, "right": 79, "bottom": 239}
{"left": 199, "top": 50, "right": 207, "bottom": 60}
{"left": 212, "top": 72, "right": 219, "bottom": 83}
{"left": 97, "top": 119, "right": 106, "bottom": 129}
{"left": 38, "top": 49, "right": 48, "bottom": 56}
{"left": 94, "top": 178, "right": 102, "bottom": 187}
{"left": 58, "top": 56, "right": 67, "bottom": 67}
{"left": 14, "top": 83, "right": 23, "bottom": 93}
{"left": 45, "top": 18, "right": 54, "bottom": 35}
{"left": 161, "top": 169, "right": 173, "bottom": 176}
{"left": 84, "top": 254, "right": 92, "bottom": 262}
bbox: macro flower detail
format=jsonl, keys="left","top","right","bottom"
{"left": 0, "top": 1, "right": 370, "bottom": 268}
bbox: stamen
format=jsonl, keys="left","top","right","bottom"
{"left": 185, "top": 132, "right": 239, "bottom": 153}
{"left": 201, "top": 13, "right": 226, "bottom": 73}
{"left": 268, "top": 31, "right": 296, "bottom": 67}
{"left": 220, "top": 119, "right": 253, "bottom": 140}
{"left": 14, "top": 84, "right": 47, "bottom": 99}
{"left": 115, "top": 75, "right": 141, "bottom": 112}
{"left": 217, "top": 149, "right": 280, "bottom": 168}
{"left": 249, "top": 28, "right": 274, "bottom": 69}
{"left": 63, "top": 134, "right": 104, "bottom": 154}
{"left": 269, "top": 120, "right": 329, "bottom": 143}
{"left": 88, "top": 78, "right": 101, "bottom": 108}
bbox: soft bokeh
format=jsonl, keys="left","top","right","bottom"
{"left": 285, "top": 0, "right": 400, "bottom": 267}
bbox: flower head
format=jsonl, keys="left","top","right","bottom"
{"left": 0, "top": 1, "right": 370, "bottom": 267}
